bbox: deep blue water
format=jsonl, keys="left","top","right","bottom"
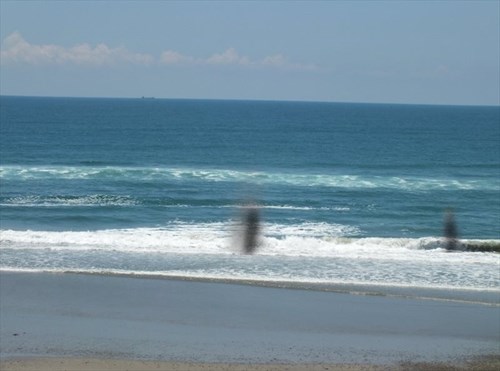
{"left": 0, "top": 96, "right": 499, "bottom": 290}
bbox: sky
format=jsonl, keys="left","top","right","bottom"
{"left": 0, "top": 0, "right": 499, "bottom": 106}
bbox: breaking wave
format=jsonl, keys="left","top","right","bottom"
{"left": 0, "top": 195, "right": 138, "bottom": 207}
{"left": 1, "top": 224, "right": 497, "bottom": 258}
{"left": 1, "top": 165, "right": 498, "bottom": 191}
{"left": 1, "top": 225, "right": 499, "bottom": 292}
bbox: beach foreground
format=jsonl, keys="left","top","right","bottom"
{"left": 1, "top": 272, "right": 499, "bottom": 370}
{"left": 2, "top": 356, "right": 500, "bottom": 371}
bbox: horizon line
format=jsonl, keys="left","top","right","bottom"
{"left": 1, "top": 94, "right": 498, "bottom": 108}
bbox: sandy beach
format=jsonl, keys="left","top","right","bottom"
{"left": 1, "top": 272, "right": 499, "bottom": 370}
{"left": 3, "top": 357, "right": 500, "bottom": 371}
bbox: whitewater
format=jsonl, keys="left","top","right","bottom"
{"left": 2, "top": 222, "right": 499, "bottom": 293}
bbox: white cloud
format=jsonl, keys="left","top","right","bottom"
{"left": 159, "top": 48, "right": 253, "bottom": 67}
{"left": 0, "top": 32, "right": 154, "bottom": 66}
{"left": 205, "top": 48, "right": 251, "bottom": 66}
{"left": 262, "top": 54, "right": 287, "bottom": 67}
{"left": 159, "top": 47, "right": 316, "bottom": 70}
{"left": 1, "top": 32, "right": 316, "bottom": 71}
{"left": 160, "top": 50, "right": 194, "bottom": 64}
{"left": 262, "top": 54, "right": 317, "bottom": 71}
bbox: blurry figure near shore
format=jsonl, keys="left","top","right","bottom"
{"left": 444, "top": 209, "right": 459, "bottom": 251}
{"left": 242, "top": 206, "right": 260, "bottom": 254}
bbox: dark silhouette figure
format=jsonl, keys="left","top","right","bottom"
{"left": 243, "top": 207, "right": 260, "bottom": 254}
{"left": 444, "top": 210, "right": 459, "bottom": 251}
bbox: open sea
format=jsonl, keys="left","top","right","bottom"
{"left": 1, "top": 96, "right": 499, "bottom": 298}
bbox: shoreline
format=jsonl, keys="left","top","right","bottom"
{"left": 2, "top": 268, "right": 499, "bottom": 305}
{"left": 1, "top": 272, "right": 499, "bottom": 367}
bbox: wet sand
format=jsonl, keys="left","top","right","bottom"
{"left": 1, "top": 272, "right": 498, "bottom": 369}
{"left": 0, "top": 358, "right": 384, "bottom": 371}
{"left": 2, "top": 357, "right": 500, "bottom": 371}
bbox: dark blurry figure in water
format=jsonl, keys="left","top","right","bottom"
{"left": 242, "top": 206, "right": 260, "bottom": 254}
{"left": 444, "top": 210, "right": 459, "bottom": 251}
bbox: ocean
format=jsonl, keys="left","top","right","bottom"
{"left": 1, "top": 96, "right": 499, "bottom": 296}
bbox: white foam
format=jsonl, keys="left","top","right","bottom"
{"left": 2, "top": 225, "right": 499, "bottom": 291}
{"left": 0, "top": 222, "right": 349, "bottom": 255}
{"left": 1, "top": 196, "right": 348, "bottom": 212}
{"left": 0, "top": 225, "right": 229, "bottom": 254}
{"left": 1, "top": 224, "right": 497, "bottom": 263}
{"left": 1, "top": 165, "right": 497, "bottom": 191}
{"left": 1, "top": 195, "right": 138, "bottom": 207}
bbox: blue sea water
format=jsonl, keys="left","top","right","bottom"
{"left": 1, "top": 96, "right": 499, "bottom": 293}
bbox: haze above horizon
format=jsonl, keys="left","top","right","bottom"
{"left": 1, "top": 1, "right": 499, "bottom": 106}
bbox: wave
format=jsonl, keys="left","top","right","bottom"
{"left": 0, "top": 195, "right": 349, "bottom": 212}
{"left": 2, "top": 235, "right": 499, "bottom": 294}
{"left": 0, "top": 195, "right": 138, "bottom": 207}
{"left": 2, "top": 224, "right": 498, "bottom": 293}
{"left": 1, "top": 165, "right": 498, "bottom": 191}
{"left": 1, "top": 224, "right": 498, "bottom": 258}
{"left": 0, "top": 194, "right": 346, "bottom": 211}
{"left": 0, "top": 222, "right": 357, "bottom": 255}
